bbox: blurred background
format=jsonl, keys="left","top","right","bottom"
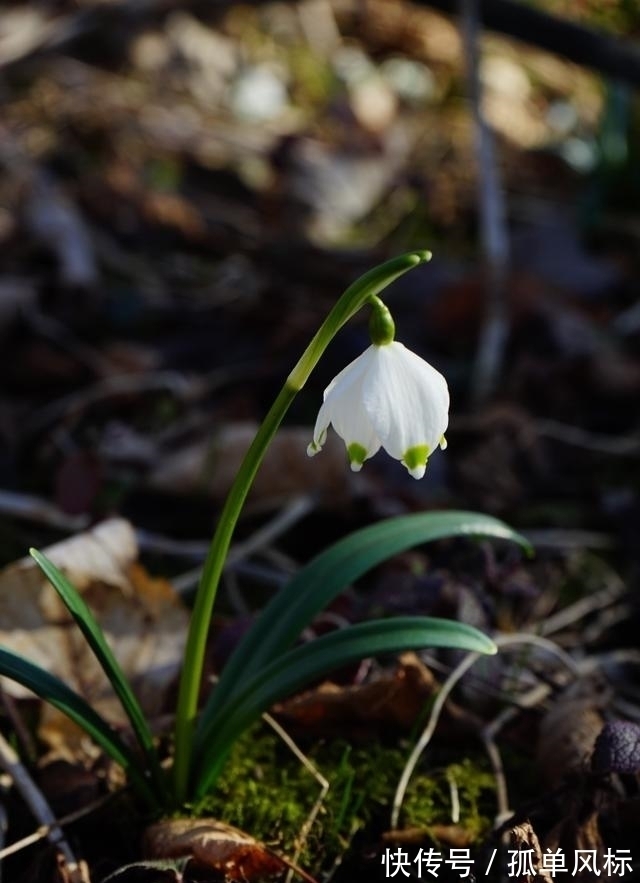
{"left": 1, "top": 0, "right": 639, "bottom": 551}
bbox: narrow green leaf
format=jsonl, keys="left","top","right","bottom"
{"left": 193, "top": 616, "right": 494, "bottom": 797}
{"left": 197, "top": 511, "right": 530, "bottom": 749}
{"left": 29, "top": 549, "right": 166, "bottom": 800}
{"left": 0, "top": 647, "right": 155, "bottom": 804}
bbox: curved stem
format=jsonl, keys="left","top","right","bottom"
{"left": 172, "top": 250, "right": 431, "bottom": 804}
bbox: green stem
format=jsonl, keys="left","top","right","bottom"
{"left": 172, "top": 250, "right": 431, "bottom": 804}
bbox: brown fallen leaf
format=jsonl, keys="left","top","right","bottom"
{"left": 275, "top": 652, "right": 485, "bottom": 742}
{"left": 0, "top": 519, "right": 189, "bottom": 759}
{"left": 144, "top": 818, "right": 317, "bottom": 883}
{"left": 507, "top": 820, "right": 553, "bottom": 883}
{"left": 273, "top": 652, "right": 438, "bottom": 738}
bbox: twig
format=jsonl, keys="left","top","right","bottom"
{"left": 480, "top": 635, "right": 581, "bottom": 825}
{"left": 579, "top": 604, "right": 633, "bottom": 647}
{"left": 0, "top": 489, "right": 89, "bottom": 532}
{"left": 172, "top": 558, "right": 289, "bottom": 596}
{"left": 262, "top": 713, "right": 329, "bottom": 883}
{"left": 539, "top": 575, "right": 627, "bottom": 638}
{"left": 21, "top": 364, "right": 249, "bottom": 440}
{"left": 578, "top": 648, "right": 640, "bottom": 676}
{"left": 171, "top": 495, "right": 313, "bottom": 595}
{"left": 535, "top": 419, "right": 640, "bottom": 456}
{"left": 481, "top": 732, "right": 509, "bottom": 823}
{"left": 135, "top": 530, "right": 210, "bottom": 561}
{"left": 446, "top": 770, "right": 460, "bottom": 824}
{"left": 391, "top": 650, "right": 481, "bottom": 829}
{"left": 24, "top": 310, "right": 109, "bottom": 378}
{"left": 0, "top": 791, "right": 117, "bottom": 861}
{"left": 0, "top": 800, "right": 7, "bottom": 883}
{"left": 494, "top": 633, "right": 581, "bottom": 678}
{"left": 460, "top": 0, "right": 510, "bottom": 404}
{"left": 0, "top": 732, "right": 87, "bottom": 881}
{"left": 226, "top": 495, "right": 315, "bottom": 568}
{"left": 222, "top": 568, "right": 250, "bottom": 617}
{"left": 452, "top": 412, "right": 640, "bottom": 457}
{"left": 0, "top": 689, "right": 38, "bottom": 763}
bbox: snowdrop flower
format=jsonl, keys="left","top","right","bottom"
{"left": 307, "top": 299, "right": 449, "bottom": 478}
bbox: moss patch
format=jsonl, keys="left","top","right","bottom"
{"left": 193, "top": 725, "right": 496, "bottom": 871}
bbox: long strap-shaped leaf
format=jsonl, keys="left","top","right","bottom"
{"left": 0, "top": 647, "right": 155, "bottom": 804}
{"left": 30, "top": 549, "right": 167, "bottom": 802}
{"left": 193, "top": 615, "right": 495, "bottom": 798}
{"left": 195, "top": 511, "right": 530, "bottom": 750}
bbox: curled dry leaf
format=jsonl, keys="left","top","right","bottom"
{"left": 0, "top": 519, "right": 188, "bottom": 757}
{"left": 273, "top": 652, "right": 438, "bottom": 738}
{"left": 507, "top": 820, "right": 553, "bottom": 883}
{"left": 143, "top": 818, "right": 287, "bottom": 882}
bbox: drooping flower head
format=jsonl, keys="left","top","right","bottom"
{"left": 307, "top": 297, "right": 449, "bottom": 478}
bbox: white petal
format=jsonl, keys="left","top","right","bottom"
{"left": 307, "top": 400, "right": 330, "bottom": 456}
{"left": 308, "top": 347, "right": 381, "bottom": 467}
{"left": 362, "top": 342, "right": 449, "bottom": 461}
{"left": 406, "top": 462, "right": 427, "bottom": 479}
{"left": 308, "top": 351, "right": 368, "bottom": 454}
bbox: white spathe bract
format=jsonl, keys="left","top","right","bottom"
{"left": 307, "top": 341, "right": 449, "bottom": 478}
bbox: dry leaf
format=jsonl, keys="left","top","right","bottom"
{"left": 143, "top": 818, "right": 286, "bottom": 882}
{"left": 274, "top": 653, "right": 437, "bottom": 737}
{"left": 0, "top": 519, "right": 188, "bottom": 756}
{"left": 507, "top": 821, "right": 553, "bottom": 883}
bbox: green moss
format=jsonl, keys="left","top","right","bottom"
{"left": 192, "top": 726, "right": 496, "bottom": 870}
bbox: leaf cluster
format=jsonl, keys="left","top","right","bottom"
{"left": 0, "top": 511, "right": 528, "bottom": 808}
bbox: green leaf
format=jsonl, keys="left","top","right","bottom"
{"left": 0, "top": 646, "right": 155, "bottom": 804}
{"left": 193, "top": 616, "right": 494, "bottom": 797}
{"left": 29, "top": 549, "right": 166, "bottom": 801}
{"left": 196, "top": 511, "right": 530, "bottom": 750}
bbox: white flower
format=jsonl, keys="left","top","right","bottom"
{"left": 307, "top": 341, "right": 449, "bottom": 478}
